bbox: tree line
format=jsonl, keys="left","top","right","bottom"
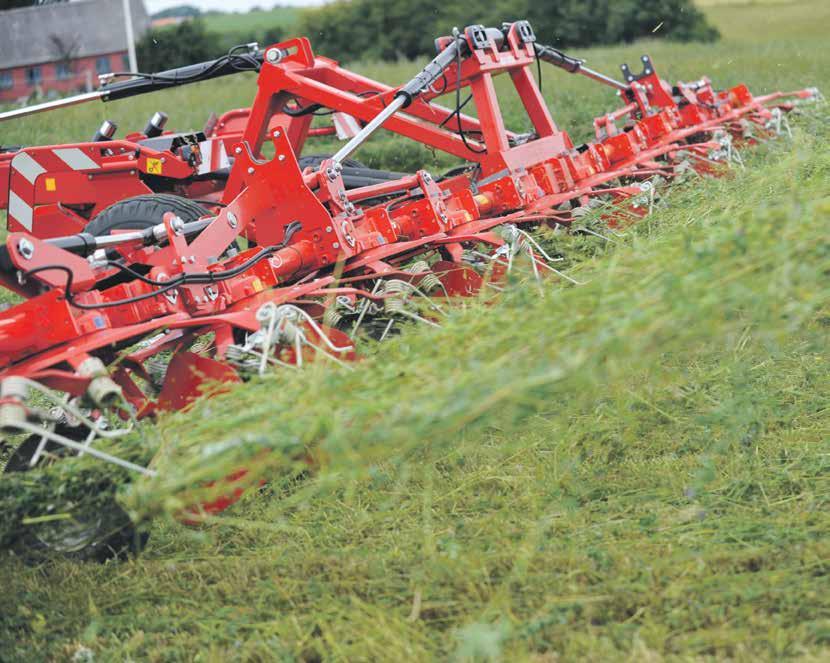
{"left": 133, "top": 0, "right": 718, "bottom": 72}
{"left": 296, "top": 0, "right": 719, "bottom": 62}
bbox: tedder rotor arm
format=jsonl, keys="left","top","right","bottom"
{"left": 0, "top": 46, "right": 269, "bottom": 123}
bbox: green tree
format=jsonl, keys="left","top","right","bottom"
{"left": 135, "top": 19, "right": 287, "bottom": 73}
{"left": 300, "top": 0, "right": 718, "bottom": 63}
{"left": 135, "top": 20, "right": 221, "bottom": 72}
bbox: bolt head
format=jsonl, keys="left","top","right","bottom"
{"left": 17, "top": 239, "right": 34, "bottom": 260}
{"left": 332, "top": 242, "right": 340, "bottom": 249}
{"left": 234, "top": 147, "right": 242, "bottom": 155}
{"left": 247, "top": 167, "right": 255, "bottom": 175}
{"left": 227, "top": 211, "right": 238, "bottom": 228}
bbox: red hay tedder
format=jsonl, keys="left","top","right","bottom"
{"left": 0, "top": 21, "right": 821, "bottom": 560}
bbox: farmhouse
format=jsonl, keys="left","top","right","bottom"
{"left": 0, "top": 0, "right": 150, "bottom": 103}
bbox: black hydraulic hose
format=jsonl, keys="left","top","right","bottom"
{"left": 12, "top": 222, "right": 304, "bottom": 311}
{"left": 0, "top": 219, "right": 215, "bottom": 276}
{"left": 0, "top": 45, "right": 268, "bottom": 122}
{"left": 533, "top": 43, "right": 583, "bottom": 73}
{"left": 101, "top": 49, "right": 265, "bottom": 102}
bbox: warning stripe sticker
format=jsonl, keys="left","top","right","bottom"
{"left": 8, "top": 191, "right": 33, "bottom": 230}
{"left": 11, "top": 152, "right": 46, "bottom": 184}
{"left": 52, "top": 148, "right": 101, "bottom": 171}
{"left": 7, "top": 147, "right": 102, "bottom": 232}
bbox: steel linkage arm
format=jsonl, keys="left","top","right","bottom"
{"left": 533, "top": 43, "right": 629, "bottom": 92}
{"left": 332, "top": 32, "right": 470, "bottom": 165}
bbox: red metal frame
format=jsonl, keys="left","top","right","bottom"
{"left": 0, "top": 22, "right": 817, "bottom": 524}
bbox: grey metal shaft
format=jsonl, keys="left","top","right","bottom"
{"left": 149, "top": 217, "right": 213, "bottom": 243}
{"left": 97, "top": 217, "right": 212, "bottom": 246}
{"left": 331, "top": 94, "right": 408, "bottom": 165}
{"left": 331, "top": 35, "right": 465, "bottom": 165}
{"left": 38, "top": 217, "right": 214, "bottom": 259}
{"left": 0, "top": 91, "right": 105, "bottom": 123}
{"left": 94, "top": 230, "right": 149, "bottom": 248}
{"left": 533, "top": 43, "right": 628, "bottom": 92}
{"left": 577, "top": 66, "right": 629, "bottom": 92}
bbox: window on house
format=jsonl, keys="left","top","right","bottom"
{"left": 122, "top": 54, "right": 130, "bottom": 71}
{"left": 0, "top": 71, "right": 13, "bottom": 90}
{"left": 56, "top": 62, "right": 72, "bottom": 80}
{"left": 25, "top": 67, "right": 41, "bottom": 86}
{"left": 96, "top": 56, "right": 111, "bottom": 75}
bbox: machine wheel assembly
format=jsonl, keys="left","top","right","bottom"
{"left": 2, "top": 437, "right": 148, "bottom": 563}
{"left": 84, "top": 193, "right": 212, "bottom": 236}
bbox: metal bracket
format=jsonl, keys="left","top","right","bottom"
{"left": 621, "top": 55, "right": 655, "bottom": 84}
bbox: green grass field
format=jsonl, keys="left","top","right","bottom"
{"left": 201, "top": 6, "right": 301, "bottom": 36}
{"left": 0, "top": 1, "right": 829, "bottom": 661}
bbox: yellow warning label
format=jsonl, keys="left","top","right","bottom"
{"left": 252, "top": 278, "right": 264, "bottom": 292}
{"left": 146, "top": 158, "right": 163, "bottom": 175}
{"left": 45, "top": 177, "right": 56, "bottom": 192}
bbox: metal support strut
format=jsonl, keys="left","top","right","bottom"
{"left": 332, "top": 34, "right": 468, "bottom": 165}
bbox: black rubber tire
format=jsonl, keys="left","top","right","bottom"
{"left": 3, "top": 436, "right": 149, "bottom": 564}
{"left": 84, "top": 193, "right": 210, "bottom": 236}
{"left": 297, "top": 154, "right": 366, "bottom": 170}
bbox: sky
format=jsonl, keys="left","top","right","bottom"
{"left": 144, "top": 0, "right": 325, "bottom": 12}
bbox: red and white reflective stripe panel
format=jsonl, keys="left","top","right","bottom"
{"left": 333, "top": 112, "right": 362, "bottom": 140}
{"left": 7, "top": 147, "right": 102, "bottom": 231}
{"left": 10, "top": 151, "right": 45, "bottom": 185}
{"left": 52, "top": 148, "right": 101, "bottom": 171}
{"left": 8, "top": 152, "right": 45, "bottom": 230}
{"left": 8, "top": 190, "right": 33, "bottom": 231}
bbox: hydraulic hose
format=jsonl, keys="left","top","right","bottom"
{"left": 0, "top": 48, "right": 268, "bottom": 122}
